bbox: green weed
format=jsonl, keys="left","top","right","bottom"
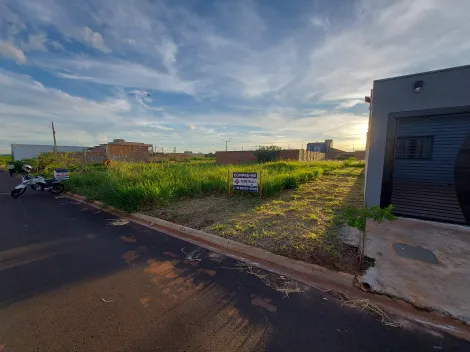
{"left": 66, "top": 160, "right": 354, "bottom": 212}
{"left": 302, "top": 213, "right": 319, "bottom": 221}
{"left": 211, "top": 223, "right": 226, "bottom": 231}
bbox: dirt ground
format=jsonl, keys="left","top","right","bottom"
{"left": 144, "top": 167, "right": 364, "bottom": 274}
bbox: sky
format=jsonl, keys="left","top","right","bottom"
{"left": 0, "top": 0, "right": 469, "bottom": 154}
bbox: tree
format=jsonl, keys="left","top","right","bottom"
{"left": 253, "top": 145, "right": 282, "bottom": 163}
{"left": 343, "top": 205, "right": 396, "bottom": 266}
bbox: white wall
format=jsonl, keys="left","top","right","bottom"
{"left": 365, "top": 65, "right": 470, "bottom": 206}
{"left": 11, "top": 144, "right": 86, "bottom": 160}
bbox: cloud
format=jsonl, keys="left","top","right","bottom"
{"left": 82, "top": 27, "right": 111, "bottom": 53}
{"left": 310, "top": 15, "right": 329, "bottom": 30}
{"left": 129, "top": 89, "right": 163, "bottom": 111}
{"left": 22, "top": 32, "right": 48, "bottom": 52}
{"left": 0, "top": 3, "right": 27, "bottom": 40}
{"left": 156, "top": 36, "right": 178, "bottom": 74}
{"left": 133, "top": 119, "right": 174, "bottom": 131}
{"left": 122, "top": 38, "right": 136, "bottom": 45}
{"left": 0, "top": 70, "right": 190, "bottom": 153}
{"left": 188, "top": 124, "right": 196, "bottom": 130}
{"left": 293, "top": 0, "right": 470, "bottom": 102}
{"left": 50, "top": 40, "right": 65, "bottom": 51}
{"left": 335, "top": 99, "right": 366, "bottom": 110}
{"left": 0, "top": 70, "right": 134, "bottom": 148}
{"left": 43, "top": 57, "right": 196, "bottom": 95}
{"left": 0, "top": 70, "right": 130, "bottom": 121}
{"left": 0, "top": 41, "right": 26, "bottom": 63}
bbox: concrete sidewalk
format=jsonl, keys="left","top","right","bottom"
{"left": 362, "top": 217, "right": 470, "bottom": 324}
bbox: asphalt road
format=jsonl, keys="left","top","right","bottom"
{"left": 0, "top": 170, "right": 469, "bottom": 352}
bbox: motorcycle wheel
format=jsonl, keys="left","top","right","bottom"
{"left": 11, "top": 188, "right": 26, "bottom": 198}
{"left": 50, "top": 184, "right": 65, "bottom": 194}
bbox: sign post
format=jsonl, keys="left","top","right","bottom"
{"left": 259, "top": 170, "right": 263, "bottom": 199}
{"left": 227, "top": 169, "right": 231, "bottom": 197}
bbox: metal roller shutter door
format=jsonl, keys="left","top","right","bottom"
{"left": 391, "top": 113, "right": 470, "bottom": 224}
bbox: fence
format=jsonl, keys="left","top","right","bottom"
{"left": 297, "top": 150, "right": 325, "bottom": 161}
{"left": 216, "top": 150, "right": 325, "bottom": 165}
{"left": 325, "top": 150, "right": 366, "bottom": 160}
{"left": 149, "top": 153, "right": 191, "bottom": 162}
{"left": 216, "top": 151, "right": 257, "bottom": 164}
{"left": 11, "top": 144, "right": 87, "bottom": 161}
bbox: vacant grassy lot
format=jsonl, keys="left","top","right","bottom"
{"left": 67, "top": 159, "right": 364, "bottom": 272}
{"left": 68, "top": 160, "right": 362, "bottom": 212}
{"left": 145, "top": 167, "right": 364, "bottom": 273}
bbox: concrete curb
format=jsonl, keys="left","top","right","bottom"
{"left": 64, "top": 192, "right": 470, "bottom": 341}
{"left": 130, "top": 212, "right": 355, "bottom": 288}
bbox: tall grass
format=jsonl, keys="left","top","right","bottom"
{"left": 0, "top": 155, "right": 12, "bottom": 167}
{"left": 67, "top": 160, "right": 364, "bottom": 212}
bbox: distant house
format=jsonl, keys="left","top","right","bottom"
{"left": 11, "top": 144, "right": 86, "bottom": 161}
{"left": 307, "top": 140, "right": 365, "bottom": 160}
{"left": 87, "top": 139, "right": 153, "bottom": 163}
{"left": 365, "top": 65, "right": 470, "bottom": 225}
{"left": 307, "top": 139, "right": 333, "bottom": 153}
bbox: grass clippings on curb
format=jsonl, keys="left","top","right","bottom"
{"left": 234, "top": 260, "right": 304, "bottom": 298}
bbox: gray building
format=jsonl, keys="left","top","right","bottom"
{"left": 306, "top": 139, "right": 333, "bottom": 153}
{"left": 365, "top": 65, "right": 470, "bottom": 225}
{"left": 11, "top": 144, "right": 87, "bottom": 161}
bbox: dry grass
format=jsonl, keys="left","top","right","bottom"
{"left": 145, "top": 167, "right": 364, "bottom": 274}
{"left": 229, "top": 258, "right": 401, "bottom": 328}
{"left": 341, "top": 298, "right": 403, "bottom": 327}
{"left": 233, "top": 260, "right": 304, "bottom": 298}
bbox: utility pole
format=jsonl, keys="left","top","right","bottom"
{"left": 51, "top": 121, "right": 57, "bottom": 153}
{"left": 173, "top": 147, "right": 176, "bottom": 153}
{"left": 225, "top": 138, "right": 231, "bottom": 151}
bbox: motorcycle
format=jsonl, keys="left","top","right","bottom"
{"left": 11, "top": 166, "right": 68, "bottom": 198}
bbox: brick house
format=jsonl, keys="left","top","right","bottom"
{"left": 86, "top": 139, "right": 152, "bottom": 163}
{"left": 307, "top": 139, "right": 365, "bottom": 160}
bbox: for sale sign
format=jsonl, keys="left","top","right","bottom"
{"left": 233, "top": 172, "right": 258, "bottom": 192}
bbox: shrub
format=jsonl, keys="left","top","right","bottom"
{"left": 343, "top": 157, "right": 365, "bottom": 168}
{"left": 0, "top": 155, "right": 12, "bottom": 167}
{"left": 343, "top": 205, "right": 396, "bottom": 265}
{"left": 12, "top": 160, "right": 24, "bottom": 172}
{"left": 253, "top": 145, "right": 282, "bottom": 162}
{"left": 35, "top": 152, "right": 82, "bottom": 175}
